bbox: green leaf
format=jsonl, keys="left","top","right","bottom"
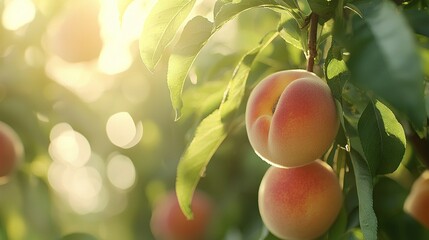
{"left": 349, "top": 149, "right": 378, "bottom": 240}
{"left": 404, "top": 9, "right": 429, "bottom": 37}
{"left": 325, "top": 43, "right": 349, "bottom": 101}
{"left": 344, "top": 3, "right": 363, "bottom": 18}
{"left": 167, "top": 16, "right": 213, "bottom": 120}
{"left": 308, "top": 0, "right": 338, "bottom": 22}
{"left": 278, "top": 14, "right": 306, "bottom": 50}
{"left": 274, "top": 0, "right": 300, "bottom": 9}
{"left": 176, "top": 110, "right": 228, "bottom": 219}
{"left": 169, "top": 0, "right": 301, "bottom": 120}
{"left": 347, "top": 0, "right": 427, "bottom": 131}
{"left": 343, "top": 112, "right": 377, "bottom": 240}
{"left": 169, "top": 10, "right": 282, "bottom": 120}
{"left": 176, "top": 31, "right": 278, "bottom": 219}
{"left": 358, "top": 101, "right": 406, "bottom": 175}
{"left": 214, "top": 0, "right": 298, "bottom": 29}
{"left": 181, "top": 80, "right": 227, "bottom": 121}
{"left": 139, "top": 0, "right": 196, "bottom": 71}
{"left": 220, "top": 31, "right": 279, "bottom": 120}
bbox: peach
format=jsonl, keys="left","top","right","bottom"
{"left": 404, "top": 170, "right": 429, "bottom": 229}
{"left": 47, "top": 0, "right": 102, "bottom": 63}
{"left": 0, "top": 122, "right": 22, "bottom": 178}
{"left": 258, "top": 159, "right": 342, "bottom": 240}
{"left": 246, "top": 70, "right": 339, "bottom": 168}
{"left": 150, "top": 191, "right": 213, "bottom": 240}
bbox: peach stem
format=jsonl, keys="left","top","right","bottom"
{"left": 306, "top": 13, "right": 319, "bottom": 72}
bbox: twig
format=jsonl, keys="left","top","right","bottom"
{"left": 306, "top": 13, "right": 319, "bottom": 72}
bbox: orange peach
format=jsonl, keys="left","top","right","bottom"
{"left": 246, "top": 70, "right": 339, "bottom": 168}
{"left": 150, "top": 191, "right": 213, "bottom": 240}
{"left": 258, "top": 159, "right": 342, "bottom": 240}
{"left": 404, "top": 170, "right": 429, "bottom": 229}
{"left": 47, "top": 0, "right": 102, "bottom": 63}
{"left": 0, "top": 122, "right": 22, "bottom": 178}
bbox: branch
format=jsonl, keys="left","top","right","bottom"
{"left": 306, "top": 13, "right": 319, "bottom": 72}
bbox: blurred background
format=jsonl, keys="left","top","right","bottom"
{"left": 0, "top": 0, "right": 285, "bottom": 239}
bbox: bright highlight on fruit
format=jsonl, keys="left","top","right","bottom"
{"left": 258, "top": 160, "right": 342, "bottom": 240}
{"left": 150, "top": 191, "right": 213, "bottom": 240}
{"left": 404, "top": 170, "right": 429, "bottom": 229}
{"left": 246, "top": 70, "right": 339, "bottom": 168}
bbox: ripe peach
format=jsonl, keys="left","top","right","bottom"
{"left": 0, "top": 122, "right": 22, "bottom": 178}
{"left": 150, "top": 191, "right": 213, "bottom": 240}
{"left": 258, "top": 159, "right": 342, "bottom": 240}
{"left": 246, "top": 70, "right": 339, "bottom": 168}
{"left": 403, "top": 170, "right": 429, "bottom": 229}
{"left": 47, "top": 0, "right": 102, "bottom": 63}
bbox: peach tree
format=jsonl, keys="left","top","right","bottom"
{"left": 139, "top": 0, "right": 429, "bottom": 239}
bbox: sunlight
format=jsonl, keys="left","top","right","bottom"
{"left": 97, "top": 0, "right": 157, "bottom": 74}
{"left": 97, "top": 0, "right": 131, "bottom": 74}
{"left": 2, "top": 0, "right": 36, "bottom": 31}
{"left": 47, "top": 161, "right": 67, "bottom": 193}
{"left": 106, "top": 112, "right": 143, "bottom": 149}
{"left": 121, "top": 0, "right": 157, "bottom": 41}
{"left": 97, "top": 40, "right": 133, "bottom": 75}
{"left": 67, "top": 166, "right": 105, "bottom": 214}
{"left": 41, "top": 0, "right": 161, "bottom": 101}
{"left": 107, "top": 153, "right": 136, "bottom": 190}
{"left": 44, "top": 58, "right": 113, "bottom": 102}
{"left": 48, "top": 153, "right": 109, "bottom": 215}
{"left": 48, "top": 123, "right": 91, "bottom": 167}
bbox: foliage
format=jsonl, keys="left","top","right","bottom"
{"left": 138, "top": 0, "right": 429, "bottom": 239}
{"left": 1, "top": 0, "right": 429, "bottom": 239}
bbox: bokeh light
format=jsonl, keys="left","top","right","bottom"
{"left": 2, "top": 0, "right": 36, "bottom": 31}
{"left": 47, "top": 123, "right": 109, "bottom": 215}
{"left": 106, "top": 112, "right": 143, "bottom": 149}
{"left": 45, "top": 57, "right": 113, "bottom": 102}
{"left": 107, "top": 153, "right": 136, "bottom": 190}
{"left": 66, "top": 166, "right": 105, "bottom": 214}
{"left": 49, "top": 123, "right": 91, "bottom": 167}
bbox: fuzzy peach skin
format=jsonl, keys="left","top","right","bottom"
{"left": 246, "top": 70, "right": 339, "bottom": 168}
{"left": 150, "top": 191, "right": 213, "bottom": 240}
{"left": 258, "top": 159, "right": 343, "bottom": 240}
{"left": 0, "top": 122, "right": 22, "bottom": 178}
{"left": 404, "top": 170, "right": 429, "bottom": 229}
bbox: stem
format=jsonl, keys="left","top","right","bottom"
{"left": 306, "top": 13, "right": 319, "bottom": 72}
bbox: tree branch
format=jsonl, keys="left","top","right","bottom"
{"left": 306, "top": 13, "right": 319, "bottom": 72}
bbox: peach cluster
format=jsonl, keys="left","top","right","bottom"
{"left": 246, "top": 70, "right": 342, "bottom": 239}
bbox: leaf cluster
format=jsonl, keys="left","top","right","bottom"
{"left": 138, "top": 0, "right": 429, "bottom": 239}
